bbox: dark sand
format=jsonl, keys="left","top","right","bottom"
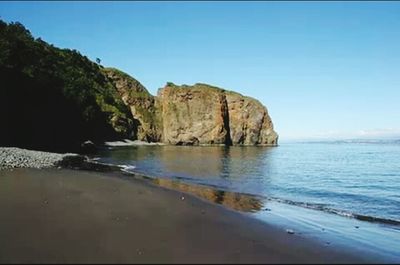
{"left": 0, "top": 168, "right": 385, "bottom": 263}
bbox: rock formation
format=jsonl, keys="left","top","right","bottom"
{"left": 158, "top": 83, "right": 278, "bottom": 146}
{"left": 0, "top": 19, "right": 277, "bottom": 150}
{"left": 0, "top": 20, "right": 135, "bottom": 152}
{"left": 104, "top": 68, "right": 278, "bottom": 146}
{"left": 157, "top": 83, "right": 230, "bottom": 145}
{"left": 225, "top": 91, "right": 278, "bottom": 145}
{"left": 103, "top": 68, "right": 162, "bottom": 142}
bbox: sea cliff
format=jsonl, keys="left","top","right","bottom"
{"left": 103, "top": 68, "right": 278, "bottom": 146}
{"left": 0, "top": 19, "right": 277, "bottom": 150}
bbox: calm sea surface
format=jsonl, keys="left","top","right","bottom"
{"left": 95, "top": 140, "right": 400, "bottom": 225}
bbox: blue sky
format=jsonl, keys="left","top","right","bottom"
{"left": 1, "top": 1, "right": 399, "bottom": 140}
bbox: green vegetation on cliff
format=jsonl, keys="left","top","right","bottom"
{"left": 0, "top": 20, "right": 134, "bottom": 151}
{"left": 102, "top": 67, "right": 162, "bottom": 142}
{"left": 0, "top": 19, "right": 277, "bottom": 150}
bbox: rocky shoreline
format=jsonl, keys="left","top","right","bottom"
{"left": 0, "top": 147, "right": 80, "bottom": 170}
{"left": 0, "top": 147, "right": 124, "bottom": 172}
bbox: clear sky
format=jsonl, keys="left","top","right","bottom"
{"left": 1, "top": 1, "right": 399, "bottom": 141}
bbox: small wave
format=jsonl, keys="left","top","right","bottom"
{"left": 268, "top": 196, "right": 400, "bottom": 226}
{"left": 86, "top": 158, "right": 400, "bottom": 227}
{"left": 352, "top": 213, "right": 400, "bottom": 226}
{"left": 87, "top": 159, "right": 115, "bottom": 167}
{"left": 324, "top": 208, "right": 355, "bottom": 218}
{"left": 104, "top": 139, "right": 163, "bottom": 147}
{"left": 87, "top": 159, "right": 136, "bottom": 173}
{"left": 119, "top": 165, "right": 136, "bottom": 173}
{"left": 269, "top": 197, "right": 330, "bottom": 211}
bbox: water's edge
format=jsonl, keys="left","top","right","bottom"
{"left": 83, "top": 158, "right": 400, "bottom": 261}
{"left": 87, "top": 158, "right": 400, "bottom": 227}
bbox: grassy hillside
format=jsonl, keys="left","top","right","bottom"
{"left": 0, "top": 20, "right": 134, "bottom": 152}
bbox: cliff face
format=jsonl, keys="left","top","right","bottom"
{"left": 157, "top": 83, "right": 278, "bottom": 146}
{"left": 157, "top": 83, "right": 230, "bottom": 145}
{"left": 103, "top": 69, "right": 278, "bottom": 146}
{"left": 102, "top": 68, "right": 161, "bottom": 142}
{"left": 225, "top": 92, "right": 278, "bottom": 145}
{"left": 1, "top": 20, "right": 277, "bottom": 150}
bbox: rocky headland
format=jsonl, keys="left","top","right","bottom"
{"left": 0, "top": 19, "right": 277, "bottom": 152}
{"left": 104, "top": 69, "right": 278, "bottom": 146}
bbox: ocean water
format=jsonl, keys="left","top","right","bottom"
{"left": 95, "top": 140, "right": 400, "bottom": 225}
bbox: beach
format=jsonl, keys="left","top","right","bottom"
{"left": 1, "top": 3, "right": 399, "bottom": 263}
{"left": 0, "top": 167, "right": 388, "bottom": 264}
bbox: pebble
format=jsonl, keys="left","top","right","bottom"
{"left": 286, "top": 229, "right": 295, "bottom": 234}
{"left": 0, "top": 147, "right": 78, "bottom": 170}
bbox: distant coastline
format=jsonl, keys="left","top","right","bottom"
{"left": 279, "top": 138, "right": 400, "bottom": 144}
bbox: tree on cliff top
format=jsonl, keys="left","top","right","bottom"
{"left": 0, "top": 19, "right": 134, "bottom": 152}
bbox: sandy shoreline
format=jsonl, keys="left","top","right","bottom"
{"left": 0, "top": 168, "right": 392, "bottom": 263}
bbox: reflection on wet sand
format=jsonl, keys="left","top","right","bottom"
{"left": 151, "top": 178, "right": 264, "bottom": 212}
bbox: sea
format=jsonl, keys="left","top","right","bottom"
{"left": 93, "top": 139, "right": 400, "bottom": 260}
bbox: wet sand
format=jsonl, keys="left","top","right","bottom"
{"left": 0, "top": 168, "right": 386, "bottom": 263}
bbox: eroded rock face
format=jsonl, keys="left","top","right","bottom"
{"left": 104, "top": 68, "right": 278, "bottom": 146}
{"left": 226, "top": 92, "right": 278, "bottom": 145}
{"left": 102, "top": 68, "right": 161, "bottom": 142}
{"left": 157, "top": 83, "right": 230, "bottom": 145}
{"left": 157, "top": 83, "right": 278, "bottom": 146}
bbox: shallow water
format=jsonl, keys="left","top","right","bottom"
{"left": 95, "top": 140, "right": 400, "bottom": 225}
